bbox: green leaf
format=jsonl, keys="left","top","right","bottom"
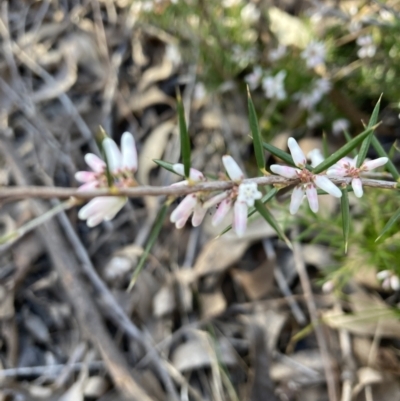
{"left": 247, "top": 88, "right": 266, "bottom": 173}
{"left": 312, "top": 124, "right": 378, "bottom": 174}
{"left": 176, "top": 89, "right": 191, "bottom": 178}
{"left": 263, "top": 142, "right": 296, "bottom": 167}
{"left": 322, "top": 132, "right": 329, "bottom": 159}
{"left": 153, "top": 159, "right": 178, "bottom": 175}
{"left": 356, "top": 95, "right": 382, "bottom": 168}
{"left": 343, "top": 130, "right": 358, "bottom": 157}
{"left": 341, "top": 186, "right": 350, "bottom": 254}
{"left": 370, "top": 136, "right": 400, "bottom": 180}
{"left": 218, "top": 187, "right": 277, "bottom": 237}
{"left": 375, "top": 207, "right": 400, "bottom": 243}
{"left": 128, "top": 203, "right": 169, "bottom": 290}
{"left": 254, "top": 199, "right": 292, "bottom": 249}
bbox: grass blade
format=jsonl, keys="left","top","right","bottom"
{"left": 341, "top": 186, "right": 350, "bottom": 254}
{"left": 128, "top": 202, "right": 169, "bottom": 290}
{"left": 153, "top": 159, "right": 178, "bottom": 175}
{"left": 254, "top": 199, "right": 292, "bottom": 249}
{"left": 176, "top": 89, "right": 191, "bottom": 178}
{"left": 312, "top": 124, "right": 379, "bottom": 174}
{"left": 247, "top": 88, "right": 266, "bottom": 174}
{"left": 375, "top": 207, "right": 400, "bottom": 242}
{"left": 263, "top": 142, "right": 296, "bottom": 167}
{"left": 356, "top": 95, "right": 382, "bottom": 168}
{"left": 370, "top": 136, "right": 400, "bottom": 180}
{"left": 343, "top": 130, "right": 358, "bottom": 157}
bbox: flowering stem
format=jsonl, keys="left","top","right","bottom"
{"left": 0, "top": 176, "right": 397, "bottom": 200}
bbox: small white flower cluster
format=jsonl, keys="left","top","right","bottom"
{"left": 301, "top": 41, "right": 326, "bottom": 69}
{"left": 356, "top": 35, "right": 376, "bottom": 59}
{"left": 245, "top": 67, "right": 287, "bottom": 101}
{"left": 296, "top": 78, "right": 332, "bottom": 111}
{"left": 270, "top": 137, "right": 388, "bottom": 213}
{"left": 170, "top": 156, "right": 262, "bottom": 237}
{"left": 76, "top": 132, "right": 138, "bottom": 227}
{"left": 377, "top": 270, "right": 400, "bottom": 291}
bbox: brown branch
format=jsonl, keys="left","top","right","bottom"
{"left": 0, "top": 176, "right": 397, "bottom": 200}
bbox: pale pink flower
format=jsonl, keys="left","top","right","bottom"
{"left": 332, "top": 118, "right": 350, "bottom": 135}
{"left": 270, "top": 138, "right": 342, "bottom": 214}
{"left": 245, "top": 66, "right": 263, "bottom": 90}
{"left": 377, "top": 270, "right": 400, "bottom": 291}
{"left": 206, "top": 156, "right": 262, "bottom": 237}
{"left": 76, "top": 132, "right": 138, "bottom": 227}
{"left": 170, "top": 165, "right": 207, "bottom": 228}
{"left": 262, "top": 70, "right": 287, "bottom": 100}
{"left": 269, "top": 44, "right": 287, "bottom": 62}
{"left": 326, "top": 155, "right": 388, "bottom": 198}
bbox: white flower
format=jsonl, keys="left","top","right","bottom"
{"left": 245, "top": 66, "right": 263, "bottom": 90}
{"left": 296, "top": 78, "right": 331, "bottom": 110}
{"left": 76, "top": 132, "right": 138, "bottom": 226}
{"left": 306, "top": 112, "right": 323, "bottom": 128}
{"left": 193, "top": 82, "right": 206, "bottom": 101}
{"left": 301, "top": 41, "right": 326, "bottom": 69}
{"left": 241, "top": 3, "right": 260, "bottom": 24}
{"left": 269, "top": 45, "right": 287, "bottom": 62}
{"left": 262, "top": 70, "right": 287, "bottom": 100}
{"left": 332, "top": 119, "right": 350, "bottom": 135}
{"left": 327, "top": 155, "right": 388, "bottom": 198}
{"left": 222, "top": 0, "right": 242, "bottom": 7}
{"left": 356, "top": 35, "right": 376, "bottom": 58}
{"left": 270, "top": 138, "right": 341, "bottom": 214}
{"left": 377, "top": 270, "right": 400, "bottom": 291}
{"left": 307, "top": 149, "right": 324, "bottom": 167}
{"left": 237, "top": 182, "right": 262, "bottom": 207}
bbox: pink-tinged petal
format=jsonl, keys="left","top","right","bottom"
{"left": 234, "top": 201, "right": 248, "bottom": 237}
{"left": 84, "top": 153, "right": 106, "bottom": 173}
{"left": 173, "top": 164, "right": 205, "bottom": 181}
{"left": 103, "top": 197, "right": 128, "bottom": 220}
{"left": 322, "top": 280, "right": 334, "bottom": 293}
{"left": 222, "top": 155, "right": 244, "bottom": 181}
{"left": 212, "top": 199, "right": 233, "bottom": 226}
{"left": 170, "top": 194, "right": 197, "bottom": 223}
{"left": 175, "top": 217, "right": 189, "bottom": 229}
{"left": 382, "top": 277, "right": 391, "bottom": 290}
{"left": 75, "top": 171, "right": 98, "bottom": 183}
{"left": 336, "top": 157, "right": 355, "bottom": 168}
{"left": 351, "top": 177, "right": 363, "bottom": 198}
{"left": 121, "top": 132, "right": 138, "bottom": 172}
{"left": 290, "top": 186, "right": 304, "bottom": 214}
{"left": 326, "top": 167, "right": 347, "bottom": 177}
{"left": 377, "top": 270, "right": 390, "bottom": 280}
{"left": 270, "top": 164, "right": 299, "bottom": 178}
{"left": 314, "top": 175, "right": 342, "bottom": 197}
{"left": 307, "top": 149, "right": 324, "bottom": 167}
{"left": 103, "top": 137, "right": 122, "bottom": 173}
{"left": 78, "top": 197, "right": 123, "bottom": 222}
{"left": 362, "top": 157, "right": 388, "bottom": 171}
{"left": 170, "top": 180, "right": 189, "bottom": 187}
{"left": 288, "top": 137, "right": 306, "bottom": 168}
{"left": 390, "top": 275, "right": 400, "bottom": 291}
{"left": 77, "top": 181, "right": 100, "bottom": 191}
{"left": 203, "top": 191, "right": 229, "bottom": 208}
{"left": 192, "top": 203, "right": 207, "bottom": 227}
{"left": 306, "top": 185, "right": 318, "bottom": 213}
{"left": 87, "top": 213, "right": 107, "bottom": 227}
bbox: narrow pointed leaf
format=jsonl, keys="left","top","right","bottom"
{"left": 247, "top": 88, "right": 266, "bottom": 173}
{"left": 356, "top": 95, "right": 382, "bottom": 168}
{"left": 341, "top": 186, "right": 350, "bottom": 254}
{"left": 322, "top": 132, "right": 329, "bottom": 159}
{"left": 370, "top": 136, "right": 400, "bottom": 180}
{"left": 218, "top": 187, "right": 277, "bottom": 237}
{"left": 254, "top": 199, "right": 292, "bottom": 249}
{"left": 128, "top": 203, "right": 169, "bottom": 290}
{"left": 312, "top": 124, "right": 378, "bottom": 174}
{"left": 375, "top": 207, "right": 400, "bottom": 243}
{"left": 176, "top": 90, "right": 191, "bottom": 178}
{"left": 153, "top": 159, "right": 178, "bottom": 175}
{"left": 263, "top": 142, "right": 296, "bottom": 167}
{"left": 343, "top": 130, "right": 358, "bottom": 157}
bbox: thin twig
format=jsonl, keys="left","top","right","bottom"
{"left": 292, "top": 230, "right": 339, "bottom": 401}
{"left": 0, "top": 176, "right": 396, "bottom": 200}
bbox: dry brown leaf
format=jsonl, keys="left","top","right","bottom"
{"left": 231, "top": 260, "right": 274, "bottom": 300}
{"left": 194, "top": 237, "right": 250, "bottom": 276}
{"left": 130, "top": 86, "right": 175, "bottom": 112}
{"left": 171, "top": 332, "right": 237, "bottom": 372}
{"left": 153, "top": 281, "right": 176, "bottom": 317}
{"left": 0, "top": 285, "right": 14, "bottom": 319}
{"left": 199, "top": 290, "right": 227, "bottom": 319}
{"left": 138, "top": 120, "right": 175, "bottom": 185}
{"left": 138, "top": 59, "right": 174, "bottom": 92}
{"left": 83, "top": 376, "right": 110, "bottom": 398}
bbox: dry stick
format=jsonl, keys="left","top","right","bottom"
{"left": 0, "top": 176, "right": 396, "bottom": 200}
{"left": 56, "top": 209, "right": 179, "bottom": 400}
{"left": 291, "top": 233, "right": 339, "bottom": 401}
{"left": 0, "top": 141, "right": 153, "bottom": 401}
